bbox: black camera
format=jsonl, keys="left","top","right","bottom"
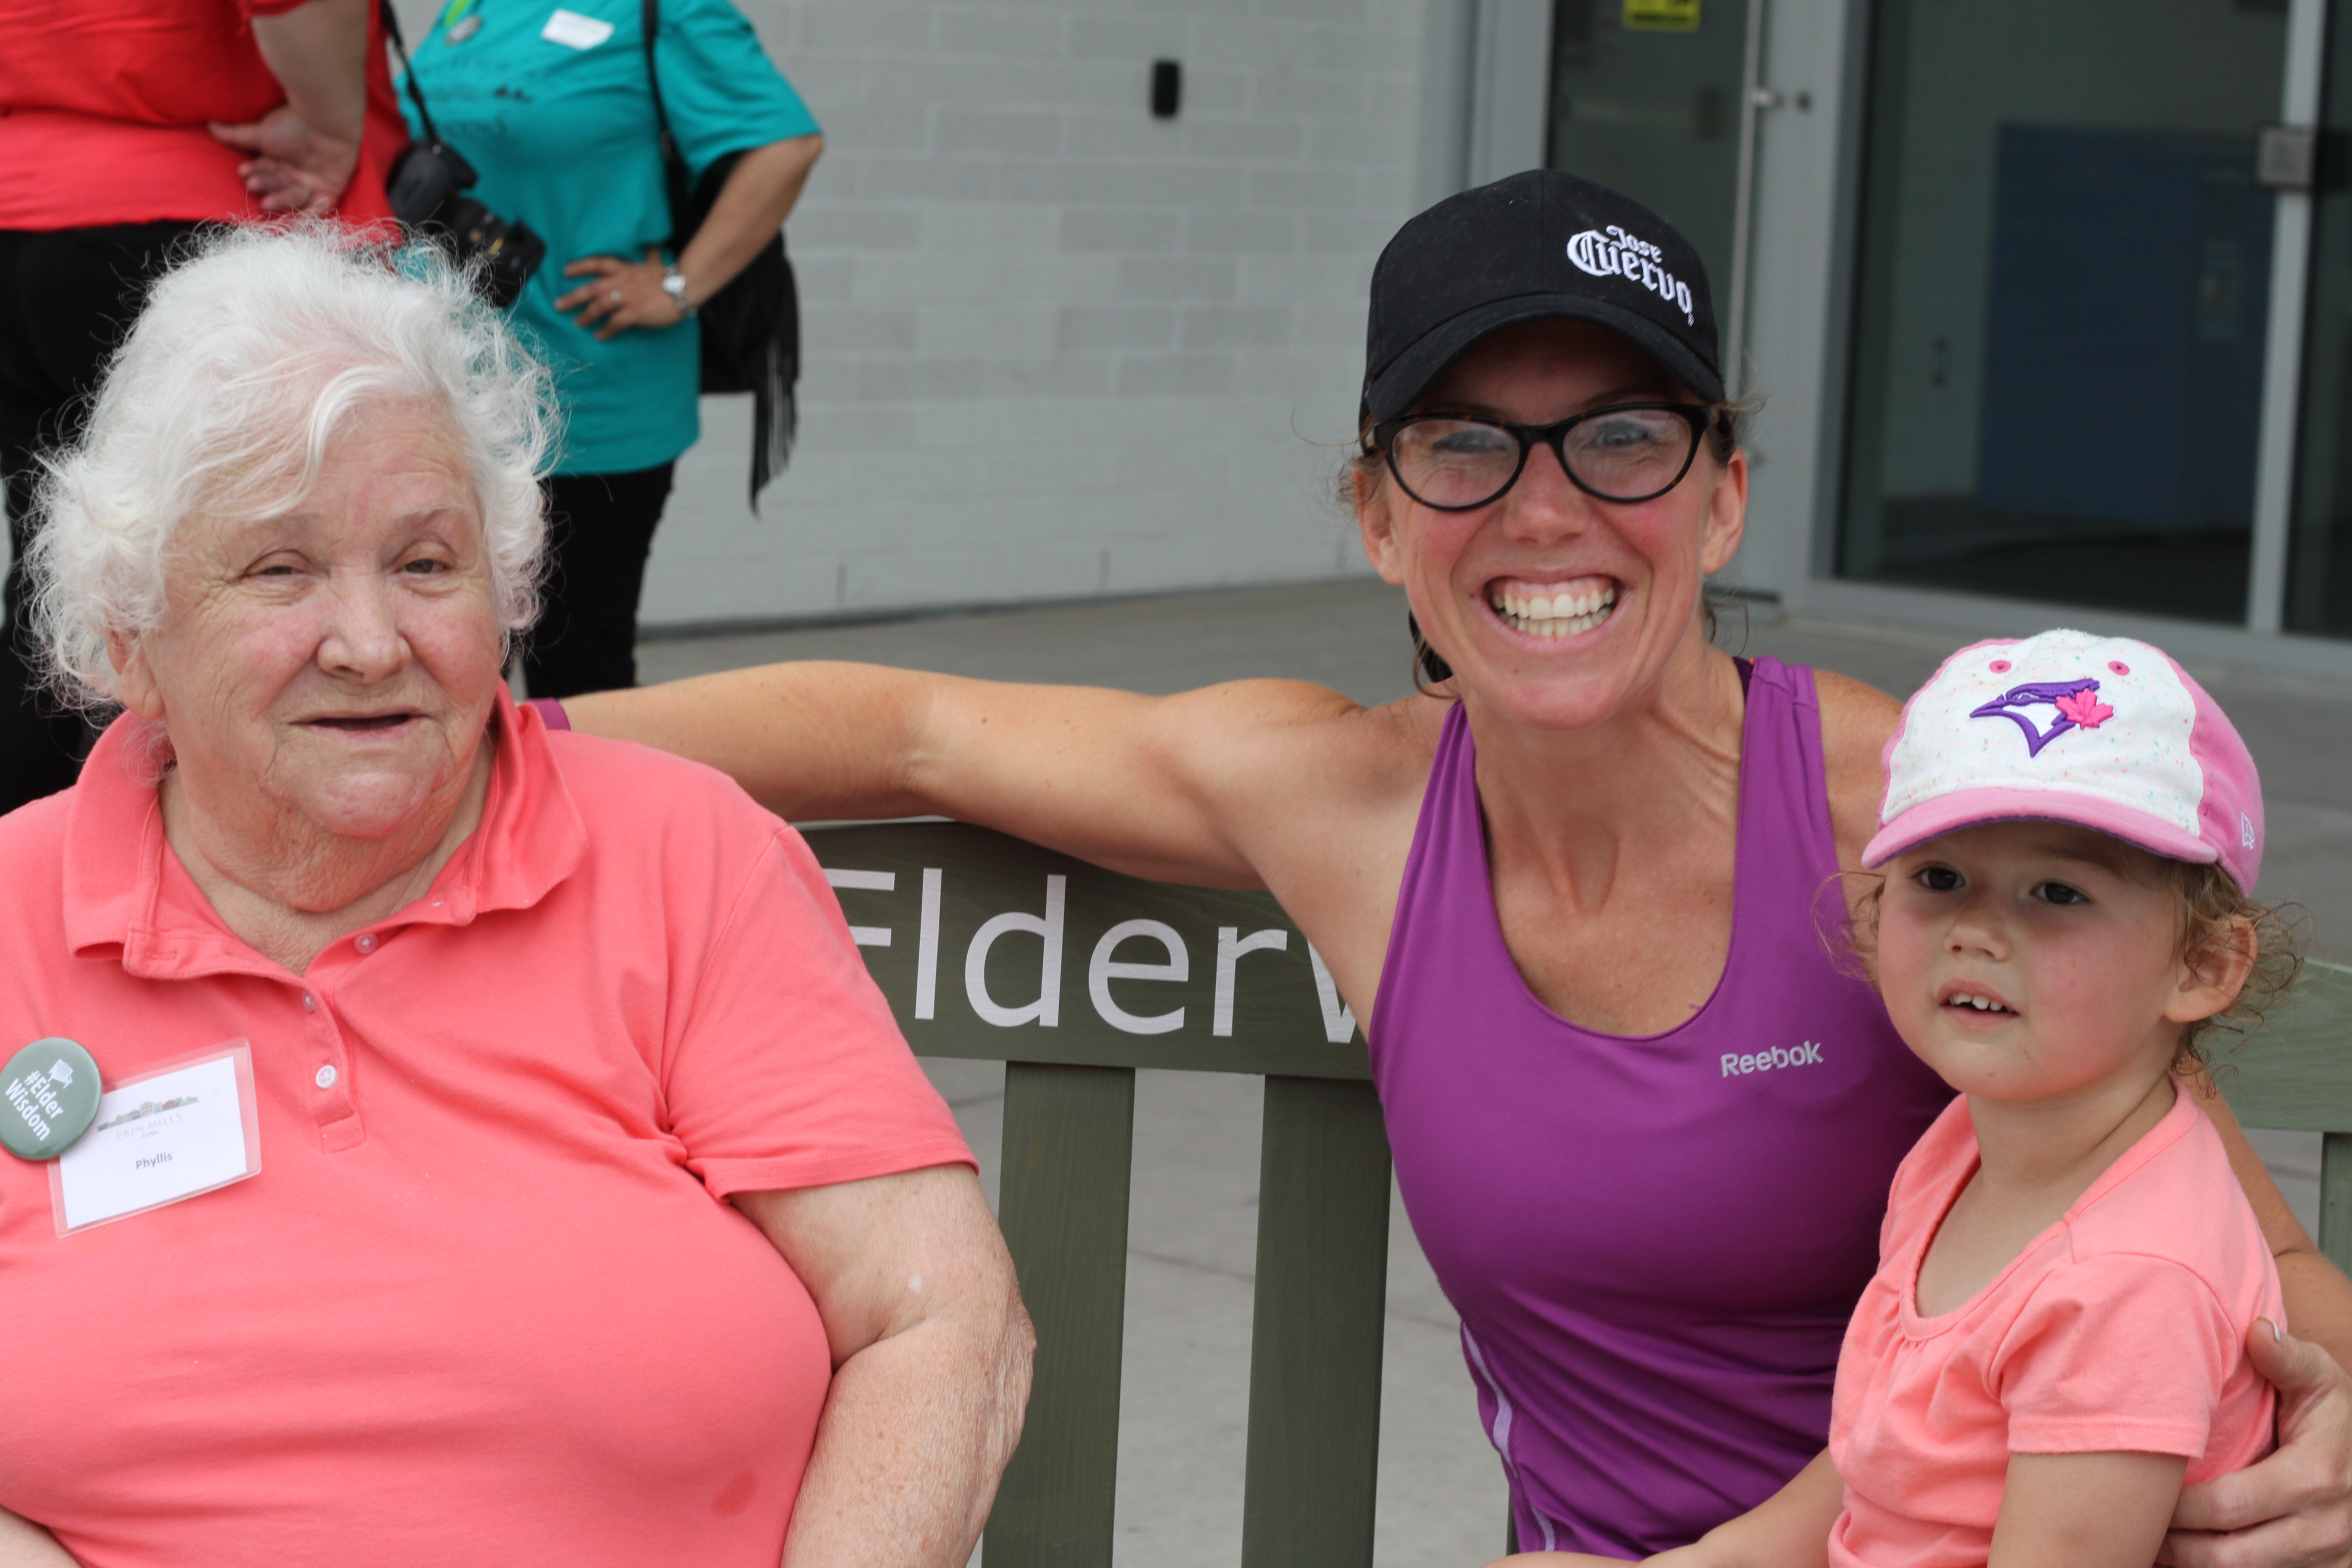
{"left": 386, "top": 140, "right": 546, "bottom": 310}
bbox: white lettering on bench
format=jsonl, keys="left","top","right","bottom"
{"left": 916, "top": 868, "right": 943, "bottom": 1020}
{"left": 1307, "top": 944, "right": 1359, "bottom": 1044}
{"left": 823, "top": 867, "right": 896, "bottom": 947}
{"left": 1213, "top": 927, "right": 1289, "bottom": 1036}
{"left": 966, "top": 875, "right": 1067, "bottom": 1027}
{"left": 1089, "top": 920, "right": 1188, "bottom": 1034}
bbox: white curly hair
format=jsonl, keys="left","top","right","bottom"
{"left": 28, "top": 223, "right": 555, "bottom": 709}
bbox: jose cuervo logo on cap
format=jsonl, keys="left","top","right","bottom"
{"left": 1566, "top": 226, "right": 1696, "bottom": 325}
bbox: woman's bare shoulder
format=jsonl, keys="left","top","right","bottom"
{"left": 1812, "top": 669, "right": 1902, "bottom": 864}
{"left": 1154, "top": 681, "right": 1447, "bottom": 846}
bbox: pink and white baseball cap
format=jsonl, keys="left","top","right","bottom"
{"left": 1863, "top": 629, "right": 2264, "bottom": 892}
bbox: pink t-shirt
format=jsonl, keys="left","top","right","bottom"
{"left": 1828, "top": 1088, "right": 2282, "bottom": 1568}
{"left": 0, "top": 696, "right": 973, "bottom": 1567}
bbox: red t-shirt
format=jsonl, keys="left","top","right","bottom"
{"left": 0, "top": 0, "right": 397, "bottom": 230}
{"left": 0, "top": 697, "right": 974, "bottom": 1565}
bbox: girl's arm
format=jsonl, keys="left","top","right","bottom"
{"left": 1481, "top": 1448, "right": 1843, "bottom": 1568}
{"left": 1993, "top": 1451, "right": 2186, "bottom": 1568}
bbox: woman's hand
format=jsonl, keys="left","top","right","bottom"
{"left": 555, "top": 248, "right": 686, "bottom": 339}
{"left": 2162, "top": 1321, "right": 2352, "bottom": 1567}
{"left": 207, "top": 0, "right": 366, "bottom": 214}
{"left": 553, "top": 133, "right": 823, "bottom": 341}
{"left": 209, "top": 104, "right": 361, "bottom": 215}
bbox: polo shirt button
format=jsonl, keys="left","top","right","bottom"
{"left": 301, "top": 992, "right": 316, "bottom": 1013}
{"left": 315, "top": 1065, "right": 339, "bottom": 1090}
{"left": 355, "top": 934, "right": 379, "bottom": 954}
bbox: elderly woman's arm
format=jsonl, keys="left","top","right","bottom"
{"left": 734, "top": 1164, "right": 1032, "bottom": 1565}
{"left": 0, "top": 1509, "right": 78, "bottom": 1566}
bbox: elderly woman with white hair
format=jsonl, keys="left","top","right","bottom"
{"left": 0, "top": 227, "right": 1030, "bottom": 1568}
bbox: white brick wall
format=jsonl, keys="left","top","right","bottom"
{"left": 644, "top": 0, "right": 1442, "bottom": 628}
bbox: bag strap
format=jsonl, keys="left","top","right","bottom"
{"left": 380, "top": 0, "right": 445, "bottom": 147}
{"left": 640, "top": 0, "right": 693, "bottom": 240}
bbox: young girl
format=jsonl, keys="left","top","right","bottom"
{"left": 1503, "top": 628, "right": 2300, "bottom": 1568}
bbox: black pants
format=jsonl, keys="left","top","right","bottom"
{"left": 0, "top": 221, "right": 203, "bottom": 815}
{"left": 524, "top": 462, "right": 676, "bottom": 699}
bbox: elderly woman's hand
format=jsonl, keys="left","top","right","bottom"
{"left": 733, "top": 1166, "right": 1032, "bottom": 1567}
{"left": 2162, "top": 1322, "right": 2352, "bottom": 1568}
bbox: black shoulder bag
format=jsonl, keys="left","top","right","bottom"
{"left": 380, "top": 0, "right": 546, "bottom": 308}
{"left": 641, "top": 0, "right": 801, "bottom": 508}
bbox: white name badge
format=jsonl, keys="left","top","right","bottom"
{"left": 541, "top": 8, "right": 614, "bottom": 48}
{"left": 50, "top": 1043, "right": 261, "bottom": 1234}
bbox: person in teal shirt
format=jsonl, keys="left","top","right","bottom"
{"left": 402, "top": 0, "right": 821, "bottom": 696}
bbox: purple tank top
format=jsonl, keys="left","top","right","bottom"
{"left": 1371, "top": 657, "right": 1952, "bottom": 1556}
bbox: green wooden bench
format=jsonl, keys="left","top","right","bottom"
{"left": 808, "top": 820, "right": 2352, "bottom": 1568}
{"left": 810, "top": 820, "right": 1387, "bottom": 1568}
{"left": 2208, "top": 960, "right": 2352, "bottom": 1276}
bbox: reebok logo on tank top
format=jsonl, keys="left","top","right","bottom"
{"left": 1720, "top": 1041, "right": 1824, "bottom": 1078}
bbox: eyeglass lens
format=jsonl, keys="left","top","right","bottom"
{"left": 1388, "top": 408, "right": 1697, "bottom": 509}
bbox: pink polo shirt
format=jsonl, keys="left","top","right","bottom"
{"left": 0, "top": 696, "right": 973, "bottom": 1567}
{"left": 1828, "top": 1087, "right": 2282, "bottom": 1568}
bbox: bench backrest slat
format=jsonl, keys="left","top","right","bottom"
{"left": 984, "top": 1062, "right": 1137, "bottom": 1567}
{"left": 1242, "top": 1076, "right": 1392, "bottom": 1567}
{"left": 2208, "top": 960, "right": 2352, "bottom": 1274}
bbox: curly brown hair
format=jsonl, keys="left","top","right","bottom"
{"left": 1840, "top": 856, "right": 2306, "bottom": 1074}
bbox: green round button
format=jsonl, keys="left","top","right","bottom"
{"left": 0, "top": 1038, "right": 101, "bottom": 1161}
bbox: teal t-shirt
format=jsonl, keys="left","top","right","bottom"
{"left": 402, "top": 0, "right": 819, "bottom": 474}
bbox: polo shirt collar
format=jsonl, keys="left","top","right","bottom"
{"left": 64, "top": 689, "right": 587, "bottom": 979}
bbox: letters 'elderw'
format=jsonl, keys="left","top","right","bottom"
{"left": 810, "top": 821, "right": 1367, "bottom": 1078}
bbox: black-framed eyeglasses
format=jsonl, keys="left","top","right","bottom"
{"left": 1371, "top": 403, "right": 1715, "bottom": 512}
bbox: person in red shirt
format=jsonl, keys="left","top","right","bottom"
{"left": 0, "top": 0, "right": 393, "bottom": 818}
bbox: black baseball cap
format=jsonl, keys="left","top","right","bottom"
{"left": 1362, "top": 169, "right": 1723, "bottom": 422}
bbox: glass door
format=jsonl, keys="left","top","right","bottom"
{"left": 1838, "top": 0, "right": 2290, "bottom": 623}
{"left": 1548, "top": 0, "right": 1757, "bottom": 328}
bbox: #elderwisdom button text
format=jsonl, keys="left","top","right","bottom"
{"left": 0, "top": 1037, "right": 103, "bottom": 1160}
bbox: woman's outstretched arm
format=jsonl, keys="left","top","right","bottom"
{"left": 563, "top": 662, "right": 1376, "bottom": 888}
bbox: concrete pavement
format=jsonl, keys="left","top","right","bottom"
{"left": 636, "top": 579, "right": 2352, "bottom": 1566}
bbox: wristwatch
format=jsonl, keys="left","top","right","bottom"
{"left": 661, "top": 265, "right": 697, "bottom": 318}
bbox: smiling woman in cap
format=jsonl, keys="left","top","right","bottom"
{"left": 556, "top": 171, "right": 2352, "bottom": 1562}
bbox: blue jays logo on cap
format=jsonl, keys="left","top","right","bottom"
{"left": 1969, "top": 678, "right": 2116, "bottom": 757}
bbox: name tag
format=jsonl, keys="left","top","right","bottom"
{"left": 541, "top": 8, "right": 615, "bottom": 48}
{"left": 52, "top": 1043, "right": 261, "bottom": 1234}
